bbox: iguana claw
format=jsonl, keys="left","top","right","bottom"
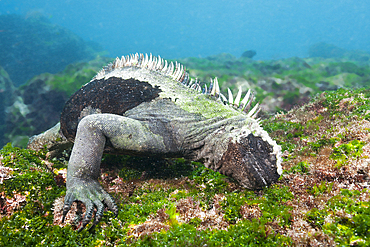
{"left": 62, "top": 178, "right": 118, "bottom": 231}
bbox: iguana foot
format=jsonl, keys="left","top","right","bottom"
{"left": 61, "top": 178, "right": 118, "bottom": 232}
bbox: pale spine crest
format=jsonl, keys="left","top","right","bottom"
{"left": 93, "top": 53, "right": 260, "bottom": 118}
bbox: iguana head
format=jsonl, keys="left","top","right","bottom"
{"left": 218, "top": 133, "right": 281, "bottom": 189}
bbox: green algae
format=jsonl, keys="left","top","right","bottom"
{"left": 179, "top": 93, "right": 242, "bottom": 119}
{"left": 306, "top": 189, "right": 370, "bottom": 246}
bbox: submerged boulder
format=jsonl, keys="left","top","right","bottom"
{"left": 0, "top": 14, "right": 103, "bottom": 86}
{"left": 241, "top": 50, "right": 257, "bottom": 59}
{"left": 3, "top": 57, "right": 110, "bottom": 147}
{"left": 0, "top": 67, "right": 15, "bottom": 147}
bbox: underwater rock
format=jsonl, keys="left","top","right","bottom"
{"left": 308, "top": 42, "right": 370, "bottom": 61}
{"left": 315, "top": 81, "right": 340, "bottom": 91}
{"left": 258, "top": 77, "right": 312, "bottom": 112}
{"left": 308, "top": 42, "right": 346, "bottom": 58}
{"left": 0, "top": 67, "right": 15, "bottom": 147}
{"left": 271, "top": 57, "right": 312, "bottom": 71}
{"left": 206, "top": 53, "right": 237, "bottom": 62}
{"left": 4, "top": 57, "right": 110, "bottom": 147}
{"left": 241, "top": 50, "right": 257, "bottom": 59}
{"left": 5, "top": 77, "right": 67, "bottom": 147}
{"left": 0, "top": 14, "right": 103, "bottom": 87}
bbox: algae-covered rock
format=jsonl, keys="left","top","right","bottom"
{"left": 0, "top": 14, "right": 104, "bottom": 86}
{"left": 308, "top": 42, "right": 346, "bottom": 58}
{"left": 262, "top": 88, "right": 370, "bottom": 245}
{"left": 178, "top": 52, "right": 370, "bottom": 113}
{"left": 257, "top": 77, "right": 313, "bottom": 112}
{"left": 309, "top": 42, "right": 370, "bottom": 62}
{"left": 241, "top": 50, "right": 257, "bottom": 59}
{"left": 0, "top": 67, "right": 15, "bottom": 147}
{"left": 4, "top": 57, "right": 110, "bottom": 147}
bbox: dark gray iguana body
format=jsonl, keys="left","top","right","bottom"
{"left": 30, "top": 53, "right": 282, "bottom": 231}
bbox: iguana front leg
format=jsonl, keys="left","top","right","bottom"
{"left": 62, "top": 113, "right": 169, "bottom": 231}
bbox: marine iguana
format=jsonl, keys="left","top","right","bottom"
{"left": 29, "top": 53, "right": 282, "bottom": 231}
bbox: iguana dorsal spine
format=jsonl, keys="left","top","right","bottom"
{"left": 95, "top": 53, "right": 259, "bottom": 116}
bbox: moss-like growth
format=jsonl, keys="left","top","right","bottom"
{"left": 0, "top": 143, "right": 68, "bottom": 245}
{"left": 262, "top": 87, "right": 370, "bottom": 245}
{"left": 330, "top": 140, "right": 366, "bottom": 168}
{"left": 306, "top": 189, "right": 370, "bottom": 246}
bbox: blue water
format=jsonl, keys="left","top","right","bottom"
{"left": 1, "top": 0, "right": 369, "bottom": 60}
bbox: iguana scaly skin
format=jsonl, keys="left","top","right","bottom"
{"left": 31, "top": 53, "right": 282, "bottom": 231}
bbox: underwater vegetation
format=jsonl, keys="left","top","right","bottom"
{"left": 1, "top": 88, "right": 370, "bottom": 246}
{"left": 0, "top": 14, "right": 103, "bottom": 87}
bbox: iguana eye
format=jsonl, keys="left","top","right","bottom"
{"left": 257, "top": 139, "right": 263, "bottom": 150}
